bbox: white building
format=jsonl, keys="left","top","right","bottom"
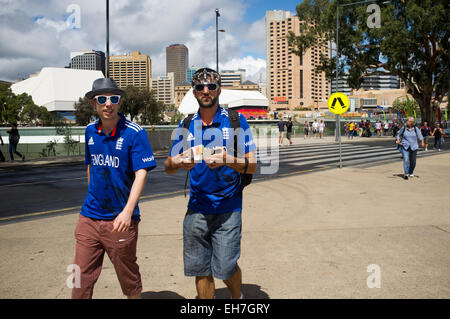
{"left": 220, "top": 69, "right": 246, "bottom": 87}
{"left": 178, "top": 88, "right": 269, "bottom": 119}
{"left": 10, "top": 67, "right": 105, "bottom": 112}
{"left": 151, "top": 72, "right": 175, "bottom": 105}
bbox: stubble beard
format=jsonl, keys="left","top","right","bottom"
{"left": 197, "top": 95, "right": 219, "bottom": 109}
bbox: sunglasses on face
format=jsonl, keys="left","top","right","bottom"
{"left": 194, "top": 83, "right": 219, "bottom": 92}
{"left": 94, "top": 95, "right": 121, "bottom": 105}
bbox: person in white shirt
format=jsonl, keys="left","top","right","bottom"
{"left": 318, "top": 120, "right": 325, "bottom": 139}
{"left": 375, "top": 121, "right": 382, "bottom": 136}
{"left": 383, "top": 122, "right": 389, "bottom": 136}
{"left": 312, "top": 120, "right": 319, "bottom": 138}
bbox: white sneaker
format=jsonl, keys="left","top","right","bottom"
{"left": 231, "top": 292, "right": 244, "bottom": 299}
{"left": 409, "top": 174, "right": 414, "bottom": 178}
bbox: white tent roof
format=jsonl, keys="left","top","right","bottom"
{"left": 11, "top": 67, "right": 104, "bottom": 112}
{"left": 179, "top": 88, "right": 269, "bottom": 115}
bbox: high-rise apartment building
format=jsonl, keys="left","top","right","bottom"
{"left": 151, "top": 72, "right": 175, "bottom": 105}
{"left": 70, "top": 50, "right": 105, "bottom": 75}
{"left": 166, "top": 44, "right": 189, "bottom": 86}
{"left": 266, "top": 10, "right": 330, "bottom": 110}
{"left": 108, "top": 51, "right": 151, "bottom": 90}
{"left": 331, "top": 73, "right": 404, "bottom": 94}
{"left": 220, "top": 69, "right": 246, "bottom": 87}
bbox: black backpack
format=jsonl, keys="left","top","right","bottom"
{"left": 181, "top": 108, "right": 253, "bottom": 193}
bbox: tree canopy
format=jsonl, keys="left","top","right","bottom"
{"left": 287, "top": 0, "right": 449, "bottom": 125}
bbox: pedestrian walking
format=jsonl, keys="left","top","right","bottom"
{"left": 303, "top": 121, "right": 310, "bottom": 139}
{"left": 277, "top": 118, "right": 286, "bottom": 146}
{"left": 420, "top": 121, "right": 431, "bottom": 151}
{"left": 396, "top": 117, "right": 424, "bottom": 180}
{"left": 312, "top": 119, "right": 319, "bottom": 138}
{"left": 348, "top": 122, "right": 354, "bottom": 139}
{"left": 286, "top": 117, "right": 293, "bottom": 145}
{"left": 375, "top": 121, "right": 382, "bottom": 136}
{"left": 6, "top": 123, "right": 25, "bottom": 162}
{"left": 164, "top": 68, "right": 257, "bottom": 299}
{"left": 71, "top": 78, "right": 157, "bottom": 299}
{"left": 383, "top": 121, "right": 389, "bottom": 136}
{"left": 319, "top": 120, "right": 325, "bottom": 139}
{"left": 431, "top": 123, "right": 443, "bottom": 151}
{"left": 0, "top": 133, "right": 5, "bottom": 162}
{"left": 359, "top": 120, "right": 364, "bottom": 137}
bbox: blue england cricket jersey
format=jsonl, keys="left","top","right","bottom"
{"left": 81, "top": 113, "right": 156, "bottom": 221}
{"left": 170, "top": 106, "right": 256, "bottom": 215}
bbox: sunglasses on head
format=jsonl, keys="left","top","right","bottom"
{"left": 94, "top": 95, "right": 121, "bottom": 105}
{"left": 194, "top": 83, "right": 219, "bottom": 92}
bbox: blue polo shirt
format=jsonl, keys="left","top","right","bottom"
{"left": 81, "top": 113, "right": 156, "bottom": 221}
{"left": 170, "top": 106, "right": 256, "bottom": 215}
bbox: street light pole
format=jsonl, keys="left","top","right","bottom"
{"left": 106, "top": 0, "right": 110, "bottom": 78}
{"left": 215, "top": 8, "right": 220, "bottom": 72}
{"left": 336, "top": 4, "right": 342, "bottom": 166}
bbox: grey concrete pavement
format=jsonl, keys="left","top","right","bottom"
{"left": 0, "top": 151, "right": 449, "bottom": 299}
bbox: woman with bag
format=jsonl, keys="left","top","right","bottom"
{"left": 431, "top": 123, "right": 443, "bottom": 151}
{"left": 396, "top": 117, "right": 424, "bottom": 180}
{"left": 7, "top": 123, "right": 25, "bottom": 162}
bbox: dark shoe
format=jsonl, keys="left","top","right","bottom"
{"left": 403, "top": 174, "right": 408, "bottom": 180}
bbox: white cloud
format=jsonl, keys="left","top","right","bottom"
{"left": 220, "top": 56, "right": 266, "bottom": 83}
{"left": 0, "top": 0, "right": 266, "bottom": 83}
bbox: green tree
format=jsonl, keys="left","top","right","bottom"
{"left": 20, "top": 101, "right": 52, "bottom": 126}
{"left": 170, "top": 109, "right": 185, "bottom": 125}
{"left": 0, "top": 83, "right": 21, "bottom": 125}
{"left": 120, "top": 86, "right": 143, "bottom": 122}
{"left": 74, "top": 97, "right": 96, "bottom": 126}
{"left": 120, "top": 86, "right": 165, "bottom": 124}
{"left": 140, "top": 91, "right": 165, "bottom": 125}
{"left": 287, "top": 0, "right": 449, "bottom": 125}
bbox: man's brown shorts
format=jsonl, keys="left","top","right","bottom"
{"left": 71, "top": 214, "right": 141, "bottom": 299}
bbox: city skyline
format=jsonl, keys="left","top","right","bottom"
{"left": 0, "top": 0, "right": 303, "bottom": 83}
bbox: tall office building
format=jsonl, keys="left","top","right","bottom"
{"left": 108, "top": 51, "right": 151, "bottom": 90}
{"left": 166, "top": 44, "right": 189, "bottom": 86}
{"left": 70, "top": 50, "right": 105, "bottom": 75}
{"left": 151, "top": 72, "right": 175, "bottom": 105}
{"left": 220, "top": 69, "right": 246, "bottom": 87}
{"left": 266, "top": 10, "right": 330, "bottom": 110}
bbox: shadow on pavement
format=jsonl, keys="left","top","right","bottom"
{"left": 141, "top": 284, "right": 269, "bottom": 299}
{"left": 215, "top": 284, "right": 270, "bottom": 299}
{"left": 142, "top": 290, "right": 186, "bottom": 299}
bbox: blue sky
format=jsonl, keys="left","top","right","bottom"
{"left": 0, "top": 0, "right": 305, "bottom": 82}
{"left": 244, "top": 0, "right": 301, "bottom": 21}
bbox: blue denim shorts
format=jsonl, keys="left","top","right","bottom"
{"left": 183, "top": 209, "right": 242, "bottom": 280}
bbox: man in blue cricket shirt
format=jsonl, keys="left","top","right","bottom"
{"left": 72, "top": 78, "right": 156, "bottom": 299}
{"left": 164, "top": 68, "right": 257, "bottom": 299}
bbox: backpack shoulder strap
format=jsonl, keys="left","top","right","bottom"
{"left": 182, "top": 113, "right": 194, "bottom": 129}
{"left": 227, "top": 109, "right": 241, "bottom": 157}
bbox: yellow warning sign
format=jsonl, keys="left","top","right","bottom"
{"left": 328, "top": 92, "right": 349, "bottom": 115}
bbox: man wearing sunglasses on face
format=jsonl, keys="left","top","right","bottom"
{"left": 165, "top": 68, "right": 257, "bottom": 299}
{"left": 71, "top": 78, "right": 156, "bottom": 299}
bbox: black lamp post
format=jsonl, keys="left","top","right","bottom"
{"left": 215, "top": 9, "right": 225, "bottom": 73}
